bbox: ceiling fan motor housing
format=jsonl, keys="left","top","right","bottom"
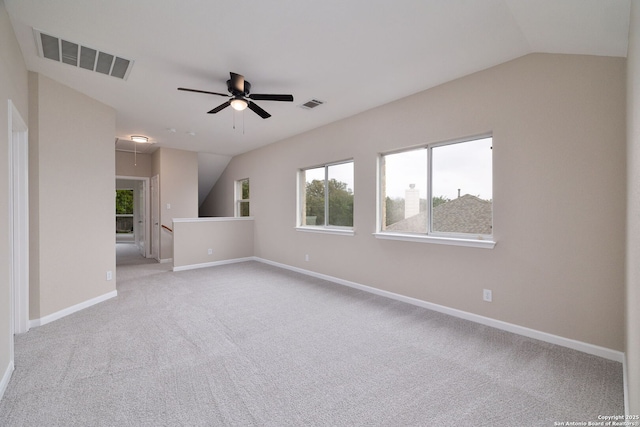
{"left": 227, "top": 79, "right": 251, "bottom": 96}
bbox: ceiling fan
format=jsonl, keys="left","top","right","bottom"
{"left": 178, "top": 72, "right": 294, "bottom": 119}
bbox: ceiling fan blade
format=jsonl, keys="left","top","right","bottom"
{"left": 249, "top": 93, "right": 294, "bottom": 102}
{"left": 230, "top": 72, "right": 245, "bottom": 93}
{"left": 178, "top": 87, "right": 228, "bottom": 97}
{"left": 207, "top": 100, "right": 231, "bottom": 114}
{"left": 247, "top": 101, "right": 271, "bottom": 119}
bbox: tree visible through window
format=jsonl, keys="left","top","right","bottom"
{"left": 300, "top": 161, "right": 354, "bottom": 228}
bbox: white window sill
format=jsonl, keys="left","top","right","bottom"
{"left": 373, "top": 232, "right": 495, "bottom": 249}
{"left": 296, "top": 226, "right": 355, "bottom": 236}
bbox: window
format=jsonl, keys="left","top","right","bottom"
{"left": 115, "top": 189, "right": 134, "bottom": 233}
{"left": 379, "top": 136, "right": 492, "bottom": 243}
{"left": 299, "top": 161, "right": 354, "bottom": 230}
{"left": 235, "top": 178, "right": 250, "bottom": 217}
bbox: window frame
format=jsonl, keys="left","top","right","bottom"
{"left": 296, "top": 159, "right": 355, "bottom": 236}
{"left": 234, "top": 178, "right": 250, "bottom": 217}
{"left": 375, "top": 134, "right": 495, "bottom": 249}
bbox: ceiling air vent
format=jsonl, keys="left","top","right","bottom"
{"left": 34, "top": 29, "right": 134, "bottom": 80}
{"left": 299, "top": 99, "right": 325, "bottom": 110}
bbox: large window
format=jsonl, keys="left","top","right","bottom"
{"left": 235, "top": 178, "right": 250, "bottom": 217}
{"left": 299, "top": 161, "right": 354, "bottom": 230}
{"left": 380, "top": 136, "right": 492, "bottom": 240}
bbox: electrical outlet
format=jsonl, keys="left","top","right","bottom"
{"left": 106, "top": 270, "right": 113, "bottom": 281}
{"left": 208, "top": 248, "right": 213, "bottom": 255}
{"left": 483, "top": 289, "right": 492, "bottom": 302}
{"left": 305, "top": 254, "right": 310, "bottom": 262}
{"left": 166, "top": 203, "right": 171, "bottom": 209}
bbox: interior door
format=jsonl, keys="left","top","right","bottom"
{"left": 151, "top": 174, "right": 159, "bottom": 260}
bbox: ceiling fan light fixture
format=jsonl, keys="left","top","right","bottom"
{"left": 230, "top": 97, "right": 248, "bottom": 111}
{"left": 131, "top": 135, "right": 149, "bottom": 143}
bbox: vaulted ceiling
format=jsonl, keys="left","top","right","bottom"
{"left": 5, "top": 0, "right": 631, "bottom": 200}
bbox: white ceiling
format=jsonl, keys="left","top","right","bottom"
{"left": 5, "top": 0, "right": 631, "bottom": 156}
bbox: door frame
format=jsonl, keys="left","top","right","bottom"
{"left": 116, "top": 176, "right": 150, "bottom": 258}
{"left": 8, "top": 100, "right": 29, "bottom": 344}
{"left": 150, "top": 174, "right": 160, "bottom": 261}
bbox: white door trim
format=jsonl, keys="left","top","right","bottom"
{"left": 8, "top": 100, "right": 29, "bottom": 344}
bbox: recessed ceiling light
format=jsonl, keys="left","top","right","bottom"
{"left": 187, "top": 131, "right": 196, "bottom": 136}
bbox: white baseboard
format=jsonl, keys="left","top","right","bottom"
{"left": 0, "top": 361, "right": 14, "bottom": 401}
{"left": 255, "top": 257, "right": 625, "bottom": 363}
{"left": 159, "top": 258, "right": 173, "bottom": 264}
{"left": 29, "top": 290, "right": 118, "bottom": 329}
{"left": 173, "top": 257, "right": 255, "bottom": 272}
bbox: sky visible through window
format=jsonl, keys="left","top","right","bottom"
{"left": 305, "top": 163, "right": 354, "bottom": 193}
{"left": 385, "top": 137, "right": 492, "bottom": 200}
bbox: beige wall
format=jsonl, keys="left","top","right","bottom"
{"left": 627, "top": 0, "right": 640, "bottom": 414}
{"left": 28, "top": 73, "right": 116, "bottom": 319}
{"left": 173, "top": 218, "right": 254, "bottom": 268}
{"left": 152, "top": 148, "right": 198, "bottom": 260}
{"left": 205, "top": 53, "right": 626, "bottom": 351}
{"left": 116, "top": 150, "right": 152, "bottom": 178}
{"left": 0, "top": 0, "right": 29, "bottom": 390}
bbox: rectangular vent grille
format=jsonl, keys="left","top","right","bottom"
{"left": 34, "top": 29, "right": 133, "bottom": 80}
{"left": 299, "top": 99, "right": 325, "bottom": 110}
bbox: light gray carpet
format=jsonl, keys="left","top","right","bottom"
{"left": 0, "top": 254, "right": 624, "bottom": 426}
{"left": 116, "top": 243, "right": 158, "bottom": 266}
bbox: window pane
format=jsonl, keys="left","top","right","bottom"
{"left": 381, "top": 149, "right": 427, "bottom": 233}
{"left": 327, "top": 162, "right": 354, "bottom": 227}
{"left": 431, "top": 137, "right": 492, "bottom": 235}
{"left": 304, "top": 167, "right": 325, "bottom": 226}
{"left": 239, "top": 201, "right": 250, "bottom": 217}
{"left": 115, "top": 189, "right": 134, "bottom": 214}
{"left": 241, "top": 179, "right": 250, "bottom": 200}
{"left": 115, "top": 216, "right": 133, "bottom": 233}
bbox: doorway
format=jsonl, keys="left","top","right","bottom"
{"left": 115, "top": 176, "right": 150, "bottom": 258}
